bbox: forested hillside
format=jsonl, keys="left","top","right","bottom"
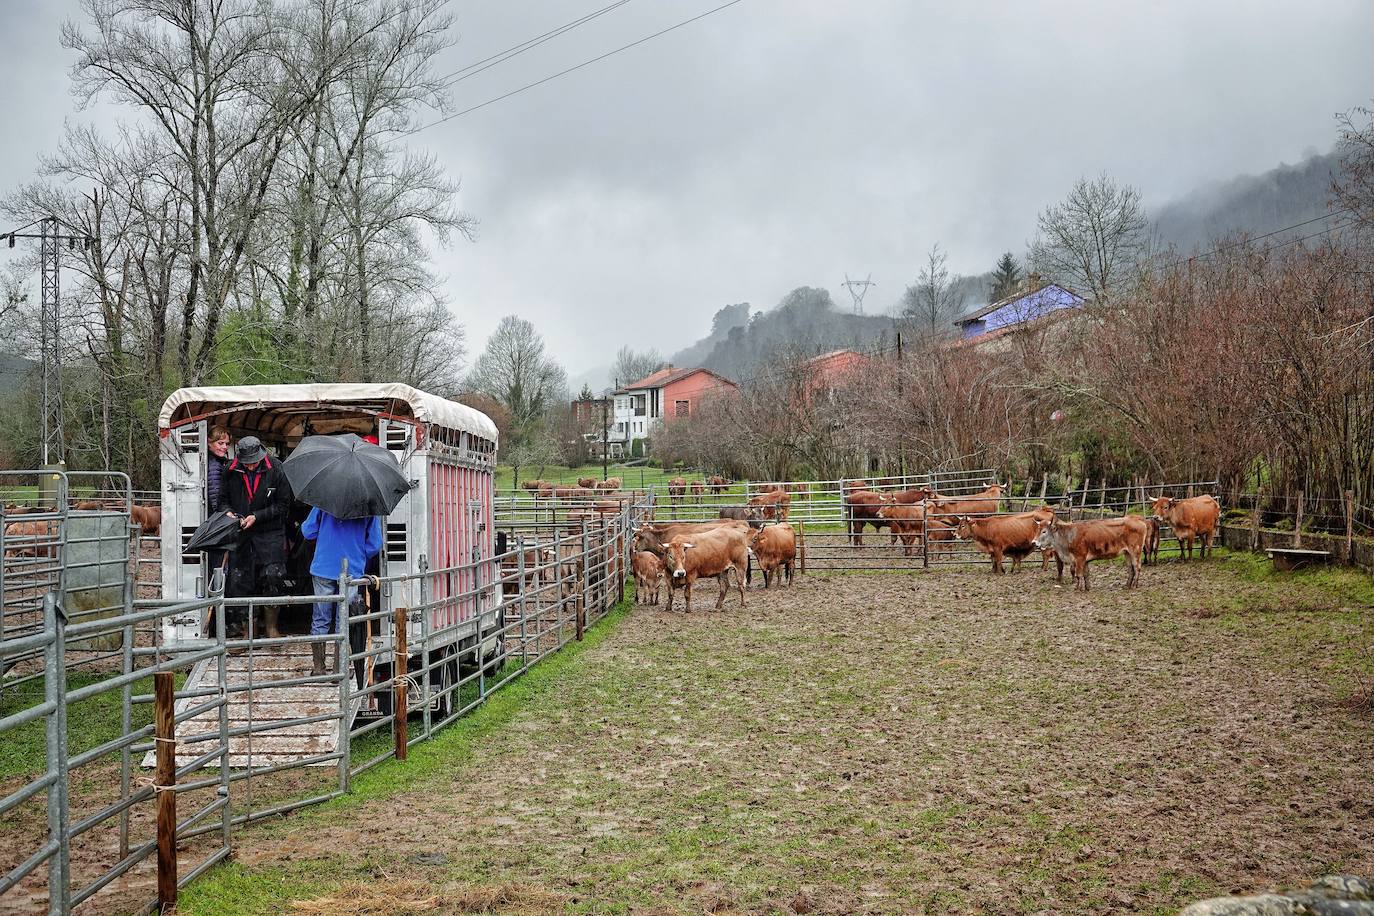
{"left": 665, "top": 151, "right": 1341, "bottom": 383}
{"left": 1152, "top": 150, "right": 1341, "bottom": 253}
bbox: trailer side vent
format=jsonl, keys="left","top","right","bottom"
{"left": 178, "top": 429, "right": 200, "bottom": 452}
{"left": 386, "top": 522, "right": 407, "bottom": 562}
{"left": 181, "top": 525, "right": 200, "bottom": 564}
{"left": 385, "top": 425, "right": 407, "bottom": 451}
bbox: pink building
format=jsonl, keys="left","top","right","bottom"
{"left": 602, "top": 366, "right": 736, "bottom": 456}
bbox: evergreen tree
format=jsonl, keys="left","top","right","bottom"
{"left": 989, "top": 252, "right": 1023, "bottom": 301}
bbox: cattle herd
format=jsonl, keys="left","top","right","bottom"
{"left": 624, "top": 482, "right": 1223, "bottom": 610}
{"left": 2, "top": 499, "right": 161, "bottom": 558}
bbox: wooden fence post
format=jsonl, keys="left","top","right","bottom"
{"left": 797, "top": 520, "right": 806, "bottom": 576}
{"left": 1039, "top": 472, "right": 1048, "bottom": 502}
{"left": 394, "top": 607, "right": 408, "bottom": 761}
{"left": 1345, "top": 490, "right": 1355, "bottom": 562}
{"left": 155, "top": 671, "right": 177, "bottom": 913}
{"left": 1250, "top": 489, "right": 1262, "bottom": 551}
{"left": 1294, "top": 491, "right": 1304, "bottom": 549}
{"left": 1022, "top": 477, "right": 1032, "bottom": 511}
{"left": 575, "top": 591, "right": 585, "bottom": 641}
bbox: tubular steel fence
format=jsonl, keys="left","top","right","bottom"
{"left": 1, "top": 490, "right": 649, "bottom": 914}
{"left": 2, "top": 465, "right": 1250, "bottom": 914}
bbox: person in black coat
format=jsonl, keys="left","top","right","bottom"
{"left": 218, "top": 435, "right": 293, "bottom": 637}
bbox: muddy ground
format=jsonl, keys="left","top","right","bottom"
{"left": 158, "top": 557, "right": 1374, "bottom": 915}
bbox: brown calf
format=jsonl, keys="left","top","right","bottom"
{"left": 1149, "top": 494, "right": 1220, "bottom": 559}
{"left": 632, "top": 550, "right": 664, "bottom": 605}
{"left": 1033, "top": 516, "right": 1147, "bottom": 591}
{"left": 748, "top": 524, "right": 796, "bottom": 587}
{"left": 576, "top": 476, "right": 596, "bottom": 489}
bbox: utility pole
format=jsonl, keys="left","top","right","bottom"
{"left": 842, "top": 273, "right": 875, "bottom": 316}
{"left": 601, "top": 389, "right": 610, "bottom": 481}
{"left": 4, "top": 217, "right": 95, "bottom": 466}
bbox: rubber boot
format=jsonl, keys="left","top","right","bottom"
{"left": 263, "top": 605, "right": 281, "bottom": 639}
{"left": 311, "top": 642, "right": 326, "bottom": 677}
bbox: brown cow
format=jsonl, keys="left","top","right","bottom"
{"left": 659, "top": 527, "right": 749, "bottom": 612}
{"left": 1033, "top": 515, "right": 1147, "bottom": 590}
{"left": 924, "top": 484, "right": 1005, "bottom": 519}
{"left": 878, "top": 504, "right": 933, "bottom": 553}
{"left": 632, "top": 550, "right": 665, "bottom": 605}
{"left": 520, "top": 479, "right": 546, "bottom": 491}
{"left": 552, "top": 486, "right": 595, "bottom": 499}
{"left": 577, "top": 476, "right": 596, "bottom": 489}
{"left": 690, "top": 480, "right": 705, "bottom": 500}
{"left": 748, "top": 524, "right": 796, "bottom": 587}
{"left": 633, "top": 519, "right": 750, "bottom": 550}
{"left": 719, "top": 506, "right": 764, "bottom": 528}
{"left": 667, "top": 477, "right": 687, "bottom": 500}
{"left": 786, "top": 482, "right": 809, "bottom": 501}
{"left": 130, "top": 504, "right": 162, "bottom": 537}
{"left": 596, "top": 477, "right": 623, "bottom": 490}
{"left": 951, "top": 507, "right": 1057, "bottom": 574}
{"left": 708, "top": 475, "right": 730, "bottom": 494}
{"left": 1143, "top": 516, "right": 1162, "bottom": 566}
{"left": 1149, "top": 494, "right": 1220, "bottom": 559}
{"left": 845, "top": 490, "right": 889, "bottom": 545}
{"left": 885, "top": 489, "right": 925, "bottom": 505}
{"left": 3, "top": 518, "right": 59, "bottom": 557}
{"left": 747, "top": 489, "right": 791, "bottom": 521}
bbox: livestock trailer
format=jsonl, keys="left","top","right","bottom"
{"left": 157, "top": 383, "right": 501, "bottom": 681}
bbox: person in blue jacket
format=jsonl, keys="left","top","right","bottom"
{"left": 301, "top": 507, "right": 383, "bottom": 675}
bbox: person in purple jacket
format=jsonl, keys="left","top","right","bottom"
{"left": 301, "top": 506, "right": 383, "bottom": 675}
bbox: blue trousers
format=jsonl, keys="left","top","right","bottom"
{"left": 312, "top": 575, "right": 359, "bottom": 635}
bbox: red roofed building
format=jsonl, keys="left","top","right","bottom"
{"left": 595, "top": 366, "right": 736, "bottom": 457}
{"left": 802, "top": 349, "right": 871, "bottom": 393}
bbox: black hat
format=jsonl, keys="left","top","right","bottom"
{"left": 235, "top": 436, "right": 267, "bottom": 464}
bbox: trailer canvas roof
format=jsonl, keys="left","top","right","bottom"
{"left": 158, "top": 383, "right": 498, "bottom": 444}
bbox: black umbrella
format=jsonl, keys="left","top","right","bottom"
{"left": 283, "top": 433, "right": 410, "bottom": 519}
{"left": 185, "top": 509, "right": 243, "bottom": 552}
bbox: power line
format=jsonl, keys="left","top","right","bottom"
{"left": 1158, "top": 207, "right": 1356, "bottom": 272}
{"left": 402, "top": 0, "right": 747, "bottom": 136}
{"left": 841, "top": 273, "right": 875, "bottom": 316}
{"left": 433, "top": 0, "right": 635, "bottom": 90}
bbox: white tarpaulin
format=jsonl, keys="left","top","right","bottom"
{"left": 158, "top": 383, "right": 498, "bottom": 444}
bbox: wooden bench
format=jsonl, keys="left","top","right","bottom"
{"left": 1265, "top": 547, "right": 1331, "bottom": 571}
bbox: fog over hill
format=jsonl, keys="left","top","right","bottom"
{"left": 1151, "top": 149, "right": 1341, "bottom": 254}
{"left": 658, "top": 150, "right": 1343, "bottom": 383}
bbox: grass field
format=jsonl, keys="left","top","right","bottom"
{"left": 177, "top": 554, "right": 1374, "bottom": 915}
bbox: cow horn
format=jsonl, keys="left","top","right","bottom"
{"left": 681, "top": 542, "right": 695, "bottom": 549}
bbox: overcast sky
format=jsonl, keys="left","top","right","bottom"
{"left": 3, "top": 0, "right": 1372, "bottom": 382}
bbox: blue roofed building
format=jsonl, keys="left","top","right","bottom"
{"left": 953, "top": 274, "right": 1085, "bottom": 342}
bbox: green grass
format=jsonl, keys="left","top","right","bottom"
{"left": 1223, "top": 549, "right": 1374, "bottom": 606}
{"left": 0, "top": 669, "right": 184, "bottom": 781}
{"left": 178, "top": 595, "right": 634, "bottom": 915}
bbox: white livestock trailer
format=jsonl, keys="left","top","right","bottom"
{"left": 156, "top": 384, "right": 502, "bottom": 691}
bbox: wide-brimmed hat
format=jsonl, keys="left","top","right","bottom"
{"left": 235, "top": 436, "right": 267, "bottom": 464}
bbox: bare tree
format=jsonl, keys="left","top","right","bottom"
{"left": 901, "top": 244, "right": 962, "bottom": 338}
{"left": 612, "top": 345, "right": 665, "bottom": 387}
{"left": 465, "top": 316, "right": 567, "bottom": 447}
{"left": 1030, "top": 173, "right": 1148, "bottom": 302}
{"left": 1334, "top": 103, "right": 1374, "bottom": 227}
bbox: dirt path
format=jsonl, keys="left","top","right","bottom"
{"left": 194, "top": 560, "right": 1374, "bottom": 914}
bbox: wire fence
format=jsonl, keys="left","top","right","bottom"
{"left": 1, "top": 488, "right": 650, "bottom": 914}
